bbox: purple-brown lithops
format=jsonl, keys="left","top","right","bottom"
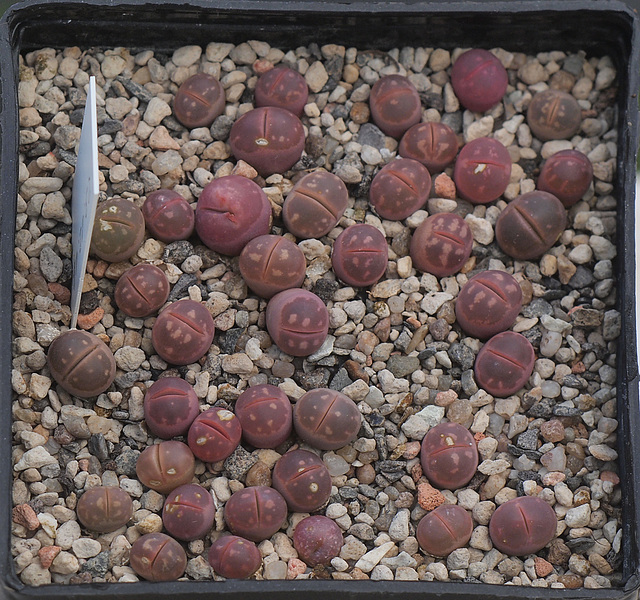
{"left": 47, "top": 329, "right": 116, "bottom": 398}
{"left": 91, "top": 197, "right": 145, "bottom": 263}
{"left": 254, "top": 65, "right": 309, "bottom": 117}
{"left": 173, "top": 72, "right": 226, "bottom": 129}
{"left": 416, "top": 504, "right": 474, "bottom": 557}
{"left": 187, "top": 406, "right": 242, "bottom": 463}
{"left": 195, "top": 175, "right": 272, "bottom": 257}
{"left": 489, "top": 496, "right": 557, "bottom": 555}
{"left": 228, "top": 106, "right": 305, "bottom": 177}
{"left": 292, "top": 515, "right": 344, "bottom": 566}
{"left": 239, "top": 234, "right": 306, "bottom": 299}
{"left": 331, "top": 223, "right": 388, "bottom": 288}
{"left": 474, "top": 331, "right": 535, "bottom": 397}
{"left": 151, "top": 299, "right": 215, "bottom": 365}
{"left": 455, "top": 270, "right": 523, "bottom": 340}
{"left": 208, "top": 535, "right": 262, "bottom": 579}
{"left": 130, "top": 533, "right": 188, "bottom": 581}
{"left": 293, "top": 388, "right": 362, "bottom": 450}
{"left": 451, "top": 48, "right": 509, "bottom": 113}
{"left": 282, "top": 170, "right": 349, "bottom": 239}
{"left": 494, "top": 190, "right": 566, "bottom": 260}
{"left": 398, "top": 121, "right": 459, "bottom": 173}
{"left": 410, "top": 212, "right": 473, "bottom": 277}
{"left": 537, "top": 149, "right": 593, "bottom": 207}
{"left": 368, "top": 74, "right": 422, "bottom": 139}
{"left": 234, "top": 383, "right": 293, "bottom": 448}
{"left": 224, "top": 486, "right": 288, "bottom": 542}
{"left": 420, "top": 422, "right": 478, "bottom": 490}
{"left": 272, "top": 449, "right": 332, "bottom": 512}
{"left": 369, "top": 158, "right": 432, "bottom": 221}
{"left": 114, "top": 263, "right": 170, "bottom": 318}
{"left": 76, "top": 486, "right": 133, "bottom": 533}
{"left": 136, "top": 440, "right": 196, "bottom": 495}
{"left": 266, "top": 288, "right": 329, "bottom": 357}
{"left": 453, "top": 137, "right": 512, "bottom": 204}
{"left": 162, "top": 483, "right": 215, "bottom": 541}
{"left": 142, "top": 188, "right": 195, "bottom": 243}
{"left": 527, "top": 88, "right": 582, "bottom": 141}
{"left": 143, "top": 377, "right": 200, "bottom": 439}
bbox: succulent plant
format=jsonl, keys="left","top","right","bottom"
{"left": 292, "top": 515, "right": 343, "bottom": 566}
{"left": 115, "top": 263, "right": 170, "bottom": 318}
{"left": 208, "top": 535, "right": 262, "bottom": 579}
{"left": 142, "top": 188, "right": 195, "bottom": 243}
{"left": 136, "top": 440, "right": 196, "bottom": 494}
{"left": 143, "top": 377, "right": 200, "bottom": 439}
{"left": 416, "top": 504, "right": 474, "bottom": 557}
{"left": 527, "top": 88, "right": 582, "bottom": 141}
{"left": 254, "top": 65, "right": 309, "bottom": 117}
{"left": 130, "top": 533, "right": 187, "bottom": 581}
{"left": 162, "top": 483, "right": 215, "bottom": 541}
{"left": 368, "top": 74, "right": 421, "bottom": 138}
{"left": 537, "top": 149, "right": 593, "bottom": 207}
{"left": 450, "top": 48, "right": 508, "bottom": 113}
{"left": 224, "top": 486, "right": 288, "bottom": 542}
{"left": 90, "top": 197, "right": 145, "bottom": 263}
{"left": 331, "top": 223, "right": 388, "bottom": 288}
{"left": 187, "top": 406, "right": 242, "bottom": 463}
{"left": 173, "top": 72, "right": 225, "bottom": 129}
{"left": 399, "top": 121, "right": 459, "bottom": 173}
{"left": 76, "top": 485, "right": 133, "bottom": 533}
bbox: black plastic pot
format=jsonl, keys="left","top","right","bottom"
{"left": 0, "top": 1, "right": 639, "bottom": 599}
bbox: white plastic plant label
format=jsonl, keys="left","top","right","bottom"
{"left": 70, "top": 76, "right": 99, "bottom": 329}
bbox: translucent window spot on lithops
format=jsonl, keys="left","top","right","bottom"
{"left": 256, "top": 138, "right": 269, "bottom": 146}
{"left": 219, "top": 410, "right": 234, "bottom": 421}
{"left": 141, "top": 557, "right": 150, "bottom": 565}
{"left": 196, "top": 436, "right": 208, "bottom": 445}
{"left": 150, "top": 479, "right": 161, "bottom": 486}
{"left": 100, "top": 221, "right": 113, "bottom": 232}
{"left": 309, "top": 483, "right": 319, "bottom": 493}
{"left": 166, "top": 468, "right": 176, "bottom": 475}
{"left": 445, "top": 436, "right": 455, "bottom": 446}
{"left": 297, "top": 467, "right": 305, "bottom": 473}
{"left": 474, "top": 163, "right": 487, "bottom": 174}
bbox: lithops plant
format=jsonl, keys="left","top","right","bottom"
{"left": 90, "top": 197, "right": 145, "bottom": 262}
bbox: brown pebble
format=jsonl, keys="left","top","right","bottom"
{"left": 590, "top": 553, "right": 613, "bottom": 575}
{"left": 417, "top": 482, "right": 446, "bottom": 510}
{"left": 571, "top": 361, "right": 586, "bottom": 374}
{"left": 93, "top": 261, "right": 109, "bottom": 278}
{"left": 547, "top": 538, "right": 571, "bottom": 566}
{"left": 429, "top": 318, "right": 450, "bottom": 341}
{"left": 540, "top": 419, "right": 565, "bottom": 443}
{"left": 350, "top": 102, "right": 370, "bottom": 124}
{"left": 372, "top": 317, "right": 390, "bottom": 342}
{"left": 344, "top": 360, "right": 370, "bottom": 384}
{"left": 403, "top": 441, "right": 421, "bottom": 459}
{"left": 534, "top": 556, "right": 554, "bottom": 577}
{"left": 434, "top": 173, "right": 456, "bottom": 199}
{"left": 411, "top": 463, "right": 423, "bottom": 483}
{"left": 48, "top": 283, "right": 71, "bottom": 304}
{"left": 38, "top": 545, "right": 61, "bottom": 569}
{"left": 356, "top": 463, "right": 376, "bottom": 485}
{"left": 435, "top": 389, "right": 457, "bottom": 407}
{"left": 473, "top": 432, "right": 486, "bottom": 444}
{"left": 600, "top": 471, "right": 620, "bottom": 485}
{"left": 27, "top": 273, "right": 49, "bottom": 296}
{"left": 77, "top": 307, "right": 105, "bottom": 330}
{"left": 557, "top": 573, "right": 583, "bottom": 589}
{"left": 12, "top": 503, "right": 40, "bottom": 530}
{"left": 69, "top": 572, "right": 93, "bottom": 585}
{"left": 253, "top": 58, "right": 274, "bottom": 75}
{"left": 350, "top": 567, "right": 370, "bottom": 580}
{"left": 245, "top": 461, "right": 272, "bottom": 487}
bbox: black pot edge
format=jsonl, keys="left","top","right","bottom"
{"left": 0, "top": 1, "right": 638, "bottom": 599}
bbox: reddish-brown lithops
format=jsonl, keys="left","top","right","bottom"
{"left": 420, "top": 422, "right": 478, "bottom": 490}
{"left": 239, "top": 234, "right": 306, "bottom": 299}
{"left": 495, "top": 190, "right": 566, "bottom": 260}
{"left": 76, "top": 486, "right": 133, "bottom": 533}
{"left": 272, "top": 449, "right": 332, "bottom": 512}
{"left": 47, "top": 329, "right": 116, "bottom": 398}
{"left": 527, "top": 88, "right": 582, "bottom": 141}
{"left": 151, "top": 299, "right": 215, "bottom": 365}
{"left": 537, "top": 149, "right": 593, "bottom": 207}
{"left": 228, "top": 106, "right": 305, "bottom": 176}
{"left": 114, "top": 263, "right": 170, "bottom": 318}
{"left": 208, "top": 535, "right": 262, "bottom": 579}
{"left": 410, "top": 212, "right": 473, "bottom": 277}
{"left": 130, "top": 533, "right": 188, "bottom": 581}
{"left": 293, "top": 388, "right": 362, "bottom": 450}
{"left": 282, "top": 170, "right": 349, "bottom": 239}
{"left": 234, "top": 383, "right": 293, "bottom": 448}
{"left": 368, "top": 74, "right": 422, "bottom": 139}
{"left": 331, "top": 223, "right": 388, "bottom": 287}
{"left": 173, "top": 72, "right": 226, "bottom": 129}
{"left": 187, "top": 406, "right": 242, "bottom": 463}
{"left": 369, "top": 158, "right": 432, "bottom": 221}
{"left": 91, "top": 197, "right": 145, "bottom": 263}
{"left": 398, "top": 121, "right": 459, "bottom": 173}
{"left": 455, "top": 270, "right": 523, "bottom": 340}
{"left": 162, "top": 483, "right": 215, "bottom": 541}
{"left": 416, "top": 504, "right": 474, "bottom": 557}
{"left": 254, "top": 65, "right": 309, "bottom": 117}
{"left": 451, "top": 48, "right": 508, "bottom": 113}
{"left": 224, "top": 486, "right": 288, "bottom": 542}
{"left": 292, "top": 515, "right": 344, "bottom": 566}
{"left": 142, "top": 188, "right": 195, "bottom": 243}
{"left": 266, "top": 288, "right": 329, "bottom": 357}
{"left": 474, "top": 331, "right": 536, "bottom": 397}
{"left": 195, "top": 175, "right": 272, "bottom": 257}
{"left": 453, "top": 137, "right": 512, "bottom": 204}
{"left": 143, "top": 377, "right": 200, "bottom": 439}
{"left": 136, "top": 440, "right": 196, "bottom": 494}
{"left": 489, "top": 496, "right": 557, "bottom": 555}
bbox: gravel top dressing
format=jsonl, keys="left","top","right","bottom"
{"left": 10, "top": 37, "right": 624, "bottom": 590}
